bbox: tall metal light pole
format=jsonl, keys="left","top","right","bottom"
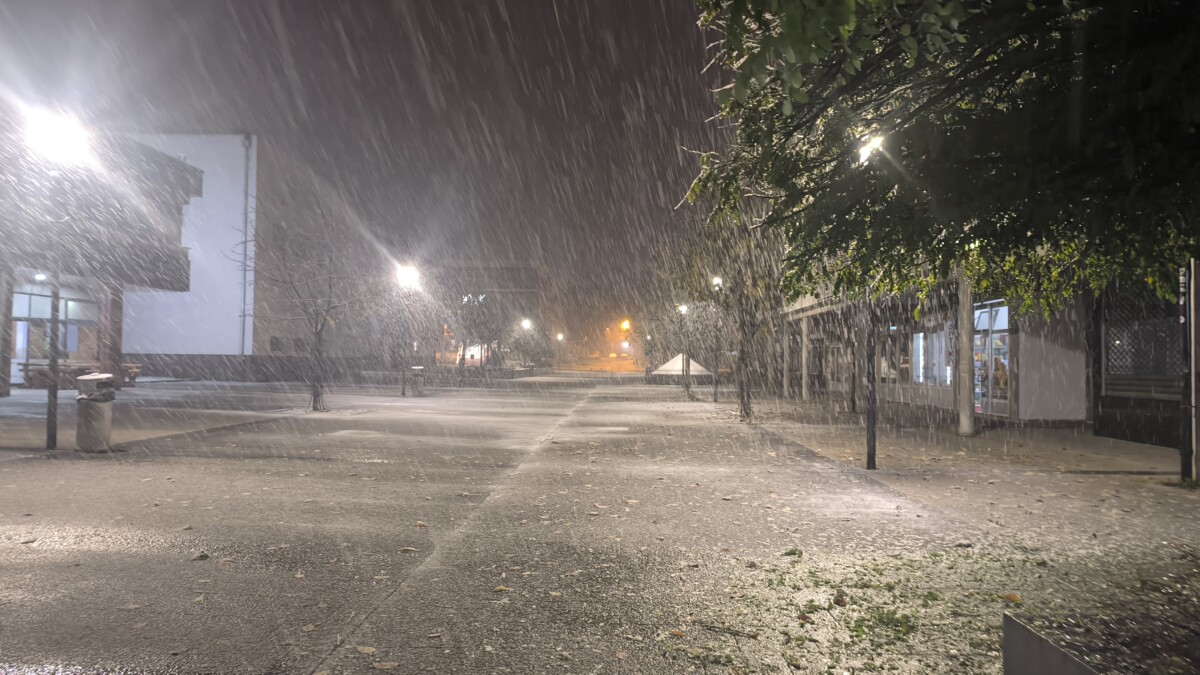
{"left": 711, "top": 276, "right": 723, "bottom": 403}
{"left": 22, "top": 108, "right": 95, "bottom": 450}
{"left": 864, "top": 304, "right": 877, "bottom": 470}
{"left": 678, "top": 304, "right": 690, "bottom": 396}
{"left": 1181, "top": 260, "right": 1197, "bottom": 481}
{"left": 394, "top": 263, "right": 422, "bottom": 396}
{"left": 859, "top": 135, "right": 884, "bottom": 470}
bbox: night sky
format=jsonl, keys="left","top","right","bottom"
{"left": 0, "top": 0, "right": 721, "bottom": 331}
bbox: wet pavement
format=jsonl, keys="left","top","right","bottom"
{"left": 5, "top": 382, "right": 1192, "bottom": 673}
{"left": 0, "top": 382, "right": 970, "bottom": 673}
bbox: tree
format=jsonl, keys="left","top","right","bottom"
{"left": 254, "top": 207, "right": 379, "bottom": 412}
{"left": 453, "top": 293, "right": 513, "bottom": 369}
{"left": 656, "top": 206, "right": 786, "bottom": 420}
{"left": 508, "top": 326, "right": 553, "bottom": 367}
{"left": 692, "top": 0, "right": 1200, "bottom": 313}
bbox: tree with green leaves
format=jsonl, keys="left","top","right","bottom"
{"left": 691, "top": 0, "right": 1200, "bottom": 313}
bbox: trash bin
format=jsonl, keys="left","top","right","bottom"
{"left": 76, "top": 373, "right": 117, "bottom": 452}
{"left": 410, "top": 366, "right": 425, "bottom": 396}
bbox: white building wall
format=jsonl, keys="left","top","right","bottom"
{"left": 123, "top": 134, "right": 257, "bottom": 355}
{"left": 1017, "top": 300, "right": 1088, "bottom": 421}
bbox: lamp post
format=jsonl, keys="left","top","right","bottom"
{"left": 677, "top": 304, "right": 690, "bottom": 396}
{"left": 22, "top": 108, "right": 95, "bottom": 450}
{"left": 394, "top": 263, "right": 422, "bottom": 396}
{"left": 711, "top": 276, "right": 723, "bottom": 403}
{"left": 859, "top": 134, "right": 883, "bottom": 470}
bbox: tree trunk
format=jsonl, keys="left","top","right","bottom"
{"left": 309, "top": 329, "right": 329, "bottom": 412}
{"left": 736, "top": 320, "right": 752, "bottom": 421}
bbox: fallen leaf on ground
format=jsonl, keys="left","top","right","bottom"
{"left": 120, "top": 604, "right": 144, "bottom": 611}
{"left": 494, "top": 585, "right": 510, "bottom": 592}
{"left": 669, "top": 630, "right": 685, "bottom": 638}
{"left": 1002, "top": 593, "right": 1023, "bottom": 604}
{"left": 355, "top": 645, "right": 377, "bottom": 654}
{"left": 19, "top": 537, "right": 36, "bottom": 544}
{"left": 373, "top": 575, "right": 390, "bottom": 580}
{"left": 400, "top": 547, "right": 418, "bottom": 552}
{"left": 372, "top": 663, "right": 399, "bottom": 670}
{"left": 294, "top": 571, "right": 305, "bottom": 579}
{"left": 191, "top": 552, "right": 209, "bottom": 561}
{"left": 220, "top": 558, "right": 235, "bottom": 564}
{"left": 302, "top": 624, "right": 316, "bottom": 632}
{"left": 616, "top": 651, "right": 629, "bottom": 660}
{"left": 415, "top": 521, "right": 428, "bottom": 528}
{"left": 193, "top": 594, "right": 204, "bottom": 603}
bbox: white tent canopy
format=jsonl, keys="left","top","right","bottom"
{"left": 652, "top": 353, "right": 711, "bottom": 376}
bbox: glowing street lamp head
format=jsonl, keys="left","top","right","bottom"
{"left": 394, "top": 264, "right": 421, "bottom": 291}
{"left": 621, "top": 341, "right": 630, "bottom": 350}
{"left": 556, "top": 333, "right": 564, "bottom": 342}
{"left": 520, "top": 318, "right": 532, "bottom": 330}
{"left": 23, "top": 108, "right": 95, "bottom": 167}
{"left": 34, "top": 273, "right": 47, "bottom": 282}
{"left": 677, "top": 304, "right": 688, "bottom": 315}
{"left": 712, "top": 276, "right": 723, "bottom": 289}
{"left": 620, "top": 319, "right": 631, "bottom": 331}
{"left": 858, "top": 135, "right": 884, "bottom": 165}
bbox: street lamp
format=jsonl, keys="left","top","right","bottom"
{"left": 22, "top": 108, "right": 95, "bottom": 450}
{"left": 711, "top": 275, "right": 724, "bottom": 403}
{"left": 392, "top": 264, "right": 423, "bottom": 395}
{"left": 858, "top": 135, "right": 884, "bottom": 165}
{"left": 23, "top": 107, "right": 96, "bottom": 168}
{"left": 677, "top": 304, "right": 690, "bottom": 395}
{"left": 521, "top": 318, "right": 532, "bottom": 330}
{"left": 855, "top": 137, "right": 882, "bottom": 469}
{"left": 620, "top": 319, "right": 631, "bottom": 331}
{"left": 556, "top": 333, "right": 564, "bottom": 342}
{"left": 395, "top": 263, "right": 421, "bottom": 291}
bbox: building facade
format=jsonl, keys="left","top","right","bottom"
{"left": 784, "top": 280, "right": 1189, "bottom": 452}
{"left": 1, "top": 117, "right": 203, "bottom": 394}
{"left": 120, "top": 133, "right": 258, "bottom": 380}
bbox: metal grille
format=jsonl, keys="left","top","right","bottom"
{"left": 1103, "top": 288, "right": 1182, "bottom": 399}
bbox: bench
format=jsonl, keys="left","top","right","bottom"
{"left": 21, "top": 362, "right": 142, "bottom": 389}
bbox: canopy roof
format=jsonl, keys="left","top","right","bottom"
{"left": 652, "top": 353, "right": 710, "bottom": 376}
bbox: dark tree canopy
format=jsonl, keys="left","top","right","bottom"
{"left": 692, "top": 0, "right": 1200, "bottom": 313}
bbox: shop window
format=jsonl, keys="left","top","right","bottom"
{"left": 911, "top": 329, "right": 951, "bottom": 386}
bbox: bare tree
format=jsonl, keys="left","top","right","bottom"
{"left": 252, "top": 205, "right": 379, "bottom": 411}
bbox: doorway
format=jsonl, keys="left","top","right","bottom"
{"left": 973, "top": 301, "right": 1010, "bottom": 416}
